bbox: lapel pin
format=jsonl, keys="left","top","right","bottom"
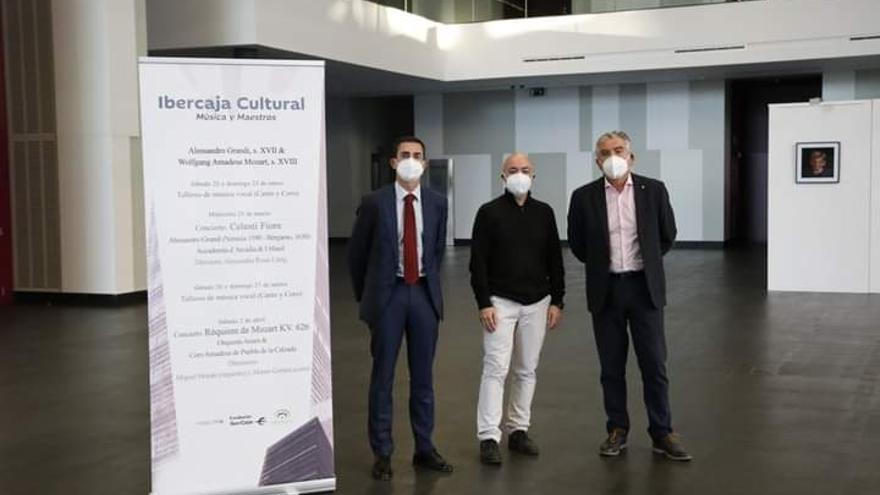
{"left": 640, "top": 185, "right": 645, "bottom": 190}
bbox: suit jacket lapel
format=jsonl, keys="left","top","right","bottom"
{"left": 421, "top": 189, "right": 434, "bottom": 249}
{"left": 632, "top": 174, "right": 648, "bottom": 238}
{"left": 382, "top": 185, "right": 398, "bottom": 265}
{"left": 593, "top": 180, "right": 610, "bottom": 251}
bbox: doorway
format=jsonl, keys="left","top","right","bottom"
{"left": 728, "top": 75, "right": 822, "bottom": 245}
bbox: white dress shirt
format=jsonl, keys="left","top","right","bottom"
{"left": 395, "top": 181, "right": 424, "bottom": 277}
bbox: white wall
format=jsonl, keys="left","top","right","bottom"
{"left": 767, "top": 100, "right": 875, "bottom": 293}
{"left": 442, "top": 0, "right": 880, "bottom": 80}
{"left": 148, "top": 0, "right": 444, "bottom": 79}
{"left": 148, "top": 0, "right": 880, "bottom": 82}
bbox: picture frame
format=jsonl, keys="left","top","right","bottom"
{"left": 795, "top": 142, "right": 840, "bottom": 184}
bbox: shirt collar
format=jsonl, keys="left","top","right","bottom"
{"left": 604, "top": 174, "right": 634, "bottom": 190}
{"left": 395, "top": 181, "right": 421, "bottom": 202}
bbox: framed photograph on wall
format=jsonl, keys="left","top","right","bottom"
{"left": 796, "top": 142, "right": 840, "bottom": 184}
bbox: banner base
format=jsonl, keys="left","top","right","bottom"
{"left": 151, "top": 477, "right": 336, "bottom": 495}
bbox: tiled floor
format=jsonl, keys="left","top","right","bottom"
{"left": 1, "top": 245, "right": 878, "bottom": 495}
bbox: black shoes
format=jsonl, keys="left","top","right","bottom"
{"left": 508, "top": 430, "right": 540, "bottom": 456}
{"left": 412, "top": 449, "right": 454, "bottom": 473}
{"left": 371, "top": 456, "right": 392, "bottom": 481}
{"left": 480, "top": 439, "right": 503, "bottom": 465}
{"left": 599, "top": 428, "right": 628, "bottom": 457}
{"left": 480, "top": 431, "right": 538, "bottom": 465}
{"left": 374, "top": 450, "right": 454, "bottom": 480}
{"left": 652, "top": 433, "right": 693, "bottom": 461}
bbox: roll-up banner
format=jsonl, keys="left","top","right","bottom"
{"left": 139, "top": 58, "right": 334, "bottom": 495}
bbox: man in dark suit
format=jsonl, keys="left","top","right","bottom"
{"left": 348, "top": 136, "right": 453, "bottom": 480}
{"left": 567, "top": 130, "right": 692, "bottom": 461}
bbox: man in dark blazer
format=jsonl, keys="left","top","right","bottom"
{"left": 567, "top": 130, "right": 691, "bottom": 461}
{"left": 348, "top": 136, "right": 452, "bottom": 480}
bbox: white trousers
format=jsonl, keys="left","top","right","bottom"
{"left": 476, "top": 295, "right": 550, "bottom": 442}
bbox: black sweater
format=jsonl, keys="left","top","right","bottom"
{"left": 469, "top": 192, "right": 565, "bottom": 309}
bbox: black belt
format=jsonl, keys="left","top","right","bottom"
{"left": 609, "top": 270, "right": 644, "bottom": 279}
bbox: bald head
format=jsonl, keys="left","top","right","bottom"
{"left": 502, "top": 153, "right": 534, "bottom": 177}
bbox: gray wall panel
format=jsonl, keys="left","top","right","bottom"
{"left": 36, "top": 0, "right": 55, "bottom": 133}
{"left": 490, "top": 152, "right": 505, "bottom": 198}
{"left": 591, "top": 85, "right": 621, "bottom": 142}
{"left": 854, "top": 69, "right": 880, "bottom": 100}
{"left": 425, "top": 79, "right": 728, "bottom": 241}
{"left": 12, "top": 143, "right": 28, "bottom": 287}
{"left": 578, "top": 86, "right": 593, "bottom": 152}
{"left": 444, "top": 90, "right": 515, "bottom": 156}
{"left": 647, "top": 81, "right": 690, "bottom": 150}
{"left": 28, "top": 141, "right": 44, "bottom": 286}
{"left": 635, "top": 149, "right": 661, "bottom": 181}
{"left": 619, "top": 83, "right": 647, "bottom": 153}
{"left": 530, "top": 153, "right": 567, "bottom": 238}
{"left": 690, "top": 80, "right": 727, "bottom": 240}
{"left": 130, "top": 137, "right": 145, "bottom": 290}
{"left": 661, "top": 149, "right": 704, "bottom": 240}
{"left": 20, "top": 1, "right": 37, "bottom": 134}
{"left": 451, "top": 154, "right": 493, "bottom": 239}
{"left": 823, "top": 70, "right": 856, "bottom": 101}
{"left": 5, "top": 0, "right": 24, "bottom": 133}
{"left": 702, "top": 147, "right": 726, "bottom": 240}
{"left": 515, "top": 87, "right": 580, "bottom": 153}
{"left": 689, "top": 80, "right": 725, "bottom": 151}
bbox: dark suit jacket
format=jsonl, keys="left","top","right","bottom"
{"left": 348, "top": 183, "right": 448, "bottom": 325}
{"left": 567, "top": 174, "right": 676, "bottom": 313}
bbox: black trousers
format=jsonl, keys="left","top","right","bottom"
{"left": 591, "top": 272, "right": 672, "bottom": 439}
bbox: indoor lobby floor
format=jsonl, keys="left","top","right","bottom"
{"left": 1, "top": 246, "right": 879, "bottom": 495}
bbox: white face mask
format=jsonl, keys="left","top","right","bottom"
{"left": 601, "top": 155, "right": 630, "bottom": 180}
{"left": 504, "top": 172, "right": 532, "bottom": 197}
{"left": 395, "top": 157, "right": 424, "bottom": 182}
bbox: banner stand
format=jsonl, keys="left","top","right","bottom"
{"left": 152, "top": 478, "right": 331, "bottom": 495}
{"left": 140, "top": 57, "right": 334, "bottom": 495}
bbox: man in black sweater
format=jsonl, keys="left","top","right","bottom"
{"left": 469, "top": 153, "right": 565, "bottom": 466}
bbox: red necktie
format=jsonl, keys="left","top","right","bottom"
{"left": 403, "top": 194, "right": 418, "bottom": 285}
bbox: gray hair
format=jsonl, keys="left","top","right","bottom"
{"left": 594, "top": 131, "right": 632, "bottom": 155}
{"left": 501, "top": 152, "right": 533, "bottom": 171}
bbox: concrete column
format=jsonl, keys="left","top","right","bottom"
{"left": 52, "top": 0, "right": 145, "bottom": 294}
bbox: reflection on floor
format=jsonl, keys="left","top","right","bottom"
{"left": 1, "top": 246, "right": 879, "bottom": 495}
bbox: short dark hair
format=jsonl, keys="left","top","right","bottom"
{"left": 391, "top": 136, "right": 426, "bottom": 159}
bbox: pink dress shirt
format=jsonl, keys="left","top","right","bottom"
{"left": 605, "top": 175, "right": 644, "bottom": 273}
